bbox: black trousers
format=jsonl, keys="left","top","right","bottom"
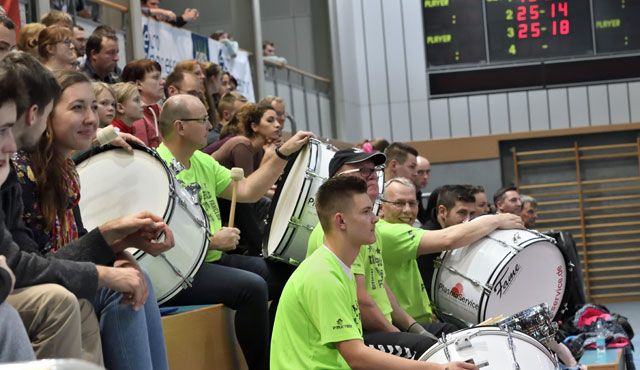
{"left": 364, "top": 321, "right": 457, "bottom": 360}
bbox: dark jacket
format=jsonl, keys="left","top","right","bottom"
{"left": 0, "top": 166, "right": 112, "bottom": 299}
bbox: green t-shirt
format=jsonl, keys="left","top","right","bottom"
{"left": 377, "top": 219, "right": 432, "bottom": 323}
{"left": 307, "top": 224, "right": 393, "bottom": 323}
{"left": 157, "top": 144, "right": 232, "bottom": 262}
{"left": 271, "top": 246, "right": 363, "bottom": 369}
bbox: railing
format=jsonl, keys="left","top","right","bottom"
{"left": 263, "top": 59, "right": 333, "bottom": 138}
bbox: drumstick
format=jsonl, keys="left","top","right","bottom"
{"left": 228, "top": 167, "right": 244, "bottom": 228}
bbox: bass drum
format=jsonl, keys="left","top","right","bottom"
{"left": 76, "top": 145, "right": 209, "bottom": 304}
{"left": 418, "top": 326, "right": 557, "bottom": 369}
{"left": 432, "top": 228, "right": 568, "bottom": 327}
{"left": 263, "top": 138, "right": 336, "bottom": 265}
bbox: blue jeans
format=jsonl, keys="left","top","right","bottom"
{"left": 0, "top": 302, "right": 36, "bottom": 363}
{"left": 92, "top": 272, "right": 168, "bottom": 370}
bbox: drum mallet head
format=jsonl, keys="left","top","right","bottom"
{"left": 228, "top": 167, "right": 244, "bottom": 228}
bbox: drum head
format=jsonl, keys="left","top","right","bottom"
{"left": 76, "top": 147, "right": 171, "bottom": 229}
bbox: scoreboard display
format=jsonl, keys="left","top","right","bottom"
{"left": 423, "top": 0, "right": 640, "bottom": 68}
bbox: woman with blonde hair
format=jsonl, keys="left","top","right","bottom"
{"left": 37, "top": 25, "right": 76, "bottom": 71}
{"left": 17, "top": 23, "right": 46, "bottom": 57}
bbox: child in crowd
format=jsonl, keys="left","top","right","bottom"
{"left": 111, "top": 82, "right": 143, "bottom": 136}
{"left": 93, "top": 82, "right": 116, "bottom": 128}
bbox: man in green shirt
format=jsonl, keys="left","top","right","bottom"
{"left": 157, "top": 94, "right": 312, "bottom": 370}
{"left": 272, "top": 176, "right": 476, "bottom": 370}
{"left": 379, "top": 177, "right": 523, "bottom": 325}
{"left": 307, "top": 149, "right": 448, "bottom": 359}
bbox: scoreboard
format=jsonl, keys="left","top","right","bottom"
{"left": 423, "top": 0, "right": 640, "bottom": 68}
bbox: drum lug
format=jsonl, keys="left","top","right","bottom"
{"left": 441, "top": 333, "right": 451, "bottom": 362}
{"left": 304, "top": 169, "right": 327, "bottom": 181}
{"left": 500, "top": 326, "right": 522, "bottom": 370}
{"left": 288, "top": 219, "right": 315, "bottom": 231}
{"left": 454, "top": 334, "right": 473, "bottom": 351}
{"left": 486, "top": 235, "right": 522, "bottom": 253}
{"left": 442, "top": 264, "right": 493, "bottom": 294}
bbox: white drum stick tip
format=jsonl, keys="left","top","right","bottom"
{"left": 230, "top": 167, "right": 244, "bottom": 181}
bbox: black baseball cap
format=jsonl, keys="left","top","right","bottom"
{"left": 329, "top": 148, "right": 386, "bottom": 177}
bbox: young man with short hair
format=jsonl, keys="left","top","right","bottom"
{"left": 273, "top": 176, "right": 477, "bottom": 370}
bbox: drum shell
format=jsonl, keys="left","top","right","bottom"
{"left": 432, "top": 229, "right": 567, "bottom": 326}
{"left": 76, "top": 145, "right": 209, "bottom": 304}
{"left": 418, "top": 326, "right": 557, "bottom": 369}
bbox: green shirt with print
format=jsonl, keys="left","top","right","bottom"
{"left": 307, "top": 224, "right": 393, "bottom": 323}
{"left": 271, "top": 246, "right": 363, "bottom": 369}
{"left": 157, "top": 144, "right": 232, "bottom": 262}
{"left": 376, "top": 219, "right": 432, "bottom": 323}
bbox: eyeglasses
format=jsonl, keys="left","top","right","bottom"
{"left": 337, "top": 166, "right": 383, "bottom": 179}
{"left": 380, "top": 199, "right": 419, "bottom": 208}
{"left": 177, "top": 116, "right": 209, "bottom": 124}
{"left": 62, "top": 38, "right": 73, "bottom": 46}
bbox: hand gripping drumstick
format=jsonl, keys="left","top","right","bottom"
{"left": 228, "top": 167, "right": 245, "bottom": 228}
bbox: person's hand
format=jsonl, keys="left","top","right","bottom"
{"left": 113, "top": 251, "right": 149, "bottom": 307}
{"left": 111, "top": 132, "right": 145, "bottom": 153}
{"left": 99, "top": 211, "right": 175, "bottom": 256}
{"left": 440, "top": 362, "right": 478, "bottom": 370}
{"left": 181, "top": 8, "right": 199, "bottom": 22}
{"left": 150, "top": 8, "right": 177, "bottom": 21}
{"left": 96, "top": 265, "right": 147, "bottom": 311}
{"left": 494, "top": 213, "right": 524, "bottom": 230}
{"left": 0, "top": 256, "right": 16, "bottom": 293}
{"left": 209, "top": 227, "right": 240, "bottom": 251}
{"left": 278, "top": 131, "right": 313, "bottom": 157}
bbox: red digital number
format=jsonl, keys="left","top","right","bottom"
{"left": 529, "top": 5, "right": 539, "bottom": 20}
{"left": 552, "top": 19, "right": 570, "bottom": 35}
{"left": 530, "top": 22, "right": 540, "bottom": 37}
{"left": 517, "top": 6, "right": 527, "bottom": 21}
{"left": 551, "top": 2, "right": 568, "bottom": 18}
{"left": 518, "top": 23, "right": 528, "bottom": 39}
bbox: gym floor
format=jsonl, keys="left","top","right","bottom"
{"left": 606, "top": 301, "right": 639, "bottom": 368}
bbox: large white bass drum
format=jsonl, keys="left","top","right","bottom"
{"left": 76, "top": 145, "right": 209, "bottom": 304}
{"left": 432, "top": 228, "right": 567, "bottom": 327}
{"left": 263, "top": 138, "right": 336, "bottom": 265}
{"left": 418, "top": 326, "right": 558, "bottom": 369}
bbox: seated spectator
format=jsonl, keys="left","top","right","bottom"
{"left": 204, "top": 91, "right": 247, "bottom": 151}
{"left": 174, "top": 59, "right": 205, "bottom": 85}
{"left": 92, "top": 82, "right": 116, "bottom": 128}
{"left": 220, "top": 71, "right": 237, "bottom": 94}
{"left": 141, "top": 0, "right": 198, "bottom": 28}
{"left": 110, "top": 82, "right": 143, "bottom": 136}
{"left": 371, "top": 137, "right": 390, "bottom": 153}
{"left": 262, "top": 40, "right": 287, "bottom": 67}
{"left": 72, "top": 25, "right": 86, "bottom": 59}
{"left": 164, "top": 69, "right": 200, "bottom": 98}
{"left": 37, "top": 25, "right": 77, "bottom": 71}
{"left": 212, "top": 103, "right": 281, "bottom": 254}
{"left": 40, "top": 10, "right": 73, "bottom": 29}
{"left": 49, "top": 0, "right": 91, "bottom": 19}
{"left": 202, "top": 61, "right": 222, "bottom": 119}
{"left": 82, "top": 25, "right": 120, "bottom": 83}
{"left": 520, "top": 194, "right": 538, "bottom": 229}
{"left": 472, "top": 185, "right": 491, "bottom": 216}
{"left": 17, "top": 23, "right": 45, "bottom": 57}
{"left": 0, "top": 14, "right": 16, "bottom": 60}
{"left": 259, "top": 95, "right": 286, "bottom": 127}
{"left": 121, "top": 59, "right": 164, "bottom": 147}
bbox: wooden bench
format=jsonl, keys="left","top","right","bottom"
{"left": 161, "top": 304, "right": 247, "bottom": 370}
{"left": 580, "top": 348, "right": 626, "bottom": 370}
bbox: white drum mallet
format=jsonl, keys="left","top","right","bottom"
{"left": 228, "top": 167, "right": 245, "bottom": 228}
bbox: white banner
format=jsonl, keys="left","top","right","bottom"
{"left": 209, "top": 38, "right": 255, "bottom": 102}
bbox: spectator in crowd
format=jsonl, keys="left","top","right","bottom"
{"left": 40, "top": 10, "right": 73, "bottom": 29}
{"left": 92, "top": 82, "right": 116, "bottom": 127}
{"left": 141, "top": 0, "right": 199, "bottom": 28}
{"left": 121, "top": 59, "right": 164, "bottom": 147}
{"left": 259, "top": 95, "right": 286, "bottom": 127}
{"left": 262, "top": 40, "right": 287, "bottom": 67}
{"left": 164, "top": 69, "right": 200, "bottom": 98}
{"left": 111, "top": 82, "right": 143, "bottom": 136}
{"left": 212, "top": 102, "right": 280, "bottom": 255}
{"left": 472, "top": 185, "right": 491, "bottom": 216}
{"left": 0, "top": 14, "right": 16, "bottom": 60}
{"left": 17, "top": 23, "right": 45, "bottom": 57}
{"left": 37, "top": 25, "right": 77, "bottom": 71}
{"left": 202, "top": 61, "right": 222, "bottom": 119}
{"left": 494, "top": 185, "right": 522, "bottom": 215}
{"left": 413, "top": 155, "right": 431, "bottom": 226}
{"left": 82, "top": 25, "right": 120, "bottom": 83}
{"left": 220, "top": 71, "right": 237, "bottom": 94}
{"left": 384, "top": 142, "right": 418, "bottom": 182}
{"left": 49, "top": 0, "right": 91, "bottom": 19}
{"left": 204, "top": 91, "right": 247, "bottom": 151}
{"left": 417, "top": 185, "right": 477, "bottom": 296}
{"left": 210, "top": 30, "right": 238, "bottom": 58}
{"left": 174, "top": 59, "right": 205, "bottom": 84}
{"left": 72, "top": 25, "right": 86, "bottom": 58}
{"left": 371, "top": 137, "right": 390, "bottom": 153}
{"left": 520, "top": 194, "right": 538, "bottom": 229}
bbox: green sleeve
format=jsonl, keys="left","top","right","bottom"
{"left": 378, "top": 221, "right": 427, "bottom": 268}
{"left": 198, "top": 151, "right": 232, "bottom": 196}
{"left": 351, "top": 247, "right": 367, "bottom": 276}
{"left": 306, "top": 223, "right": 324, "bottom": 258}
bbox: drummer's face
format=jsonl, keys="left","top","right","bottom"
{"left": 381, "top": 181, "right": 418, "bottom": 226}
{"left": 50, "top": 82, "right": 98, "bottom": 156}
{"left": 336, "top": 159, "right": 379, "bottom": 201}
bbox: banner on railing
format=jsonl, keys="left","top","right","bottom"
{"left": 142, "top": 17, "right": 255, "bottom": 101}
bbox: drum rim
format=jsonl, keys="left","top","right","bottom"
{"left": 418, "top": 326, "right": 557, "bottom": 364}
